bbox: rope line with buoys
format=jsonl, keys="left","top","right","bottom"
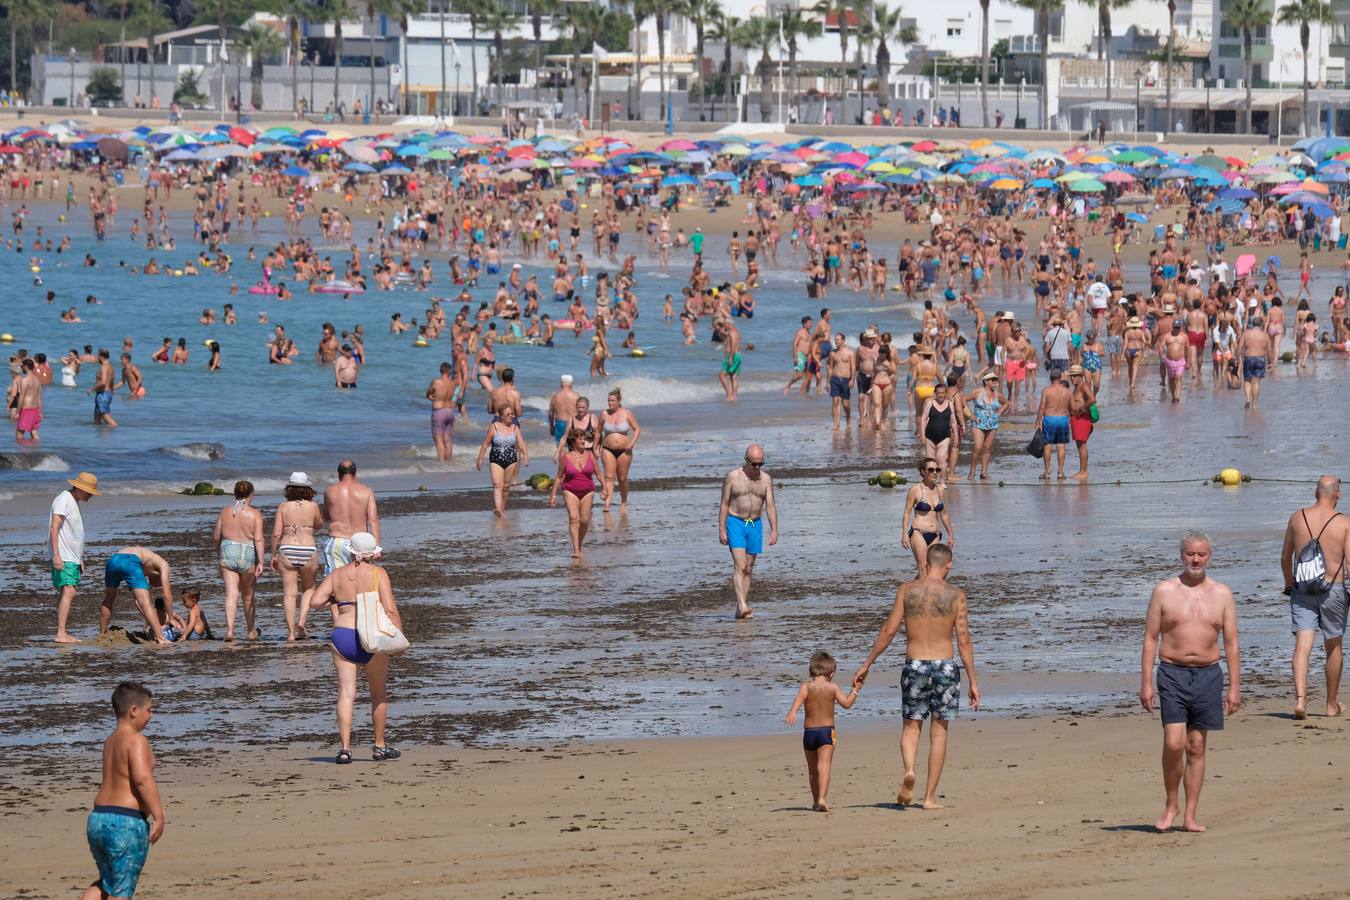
{"left": 858, "top": 467, "right": 1317, "bottom": 489}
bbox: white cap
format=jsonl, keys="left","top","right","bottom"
{"left": 286, "top": 471, "right": 312, "bottom": 488}
{"left": 560, "top": 374, "right": 574, "bottom": 384}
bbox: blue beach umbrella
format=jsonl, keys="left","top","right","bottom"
{"left": 660, "top": 174, "right": 698, "bottom": 187}
{"left": 281, "top": 165, "right": 311, "bottom": 177}
{"left": 794, "top": 174, "right": 825, "bottom": 186}
{"left": 344, "top": 162, "right": 376, "bottom": 173}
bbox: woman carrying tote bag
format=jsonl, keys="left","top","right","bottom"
{"left": 309, "top": 532, "right": 408, "bottom": 765}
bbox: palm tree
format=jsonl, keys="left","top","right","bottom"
{"left": 365, "top": 0, "right": 381, "bottom": 115}
{"left": 686, "top": 0, "right": 721, "bottom": 121}
{"left": 708, "top": 11, "right": 742, "bottom": 121}
{"left": 526, "top": 0, "right": 558, "bottom": 107}
{"left": 1278, "top": 0, "right": 1333, "bottom": 136}
{"left": 979, "top": 0, "right": 990, "bottom": 125}
{"left": 384, "top": 0, "right": 421, "bottom": 114}
{"left": 739, "top": 15, "right": 778, "bottom": 122}
{"left": 453, "top": 0, "right": 486, "bottom": 116}
{"left": 1018, "top": 0, "right": 1060, "bottom": 129}
{"left": 780, "top": 6, "right": 821, "bottom": 117}
{"left": 236, "top": 23, "right": 284, "bottom": 110}
{"left": 8, "top": 0, "right": 44, "bottom": 99}
{"left": 870, "top": 2, "right": 906, "bottom": 115}
{"left": 480, "top": 4, "right": 520, "bottom": 109}
{"left": 1165, "top": 0, "right": 1174, "bottom": 131}
{"left": 193, "top": 0, "right": 240, "bottom": 114}
{"left": 1226, "top": 0, "right": 1271, "bottom": 134}
{"left": 266, "top": 0, "right": 307, "bottom": 114}
{"left": 854, "top": 18, "right": 873, "bottom": 122}
{"left": 1079, "top": 0, "right": 1131, "bottom": 100}
{"left": 653, "top": 0, "right": 682, "bottom": 119}
{"left": 563, "top": 2, "right": 600, "bottom": 114}
{"left": 629, "top": 0, "right": 656, "bottom": 118}
{"left": 813, "top": 0, "right": 854, "bottom": 124}
{"left": 134, "top": 0, "right": 171, "bottom": 108}
{"left": 111, "top": 0, "right": 132, "bottom": 105}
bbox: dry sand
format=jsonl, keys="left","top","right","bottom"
{"left": 4, "top": 695, "right": 1348, "bottom": 898}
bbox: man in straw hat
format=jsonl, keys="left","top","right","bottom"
{"left": 52, "top": 471, "right": 98, "bottom": 642}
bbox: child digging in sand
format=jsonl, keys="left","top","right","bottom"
{"left": 82, "top": 681, "right": 165, "bottom": 900}
{"left": 785, "top": 650, "right": 861, "bottom": 811}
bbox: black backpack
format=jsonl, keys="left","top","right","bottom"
{"left": 1294, "top": 511, "right": 1342, "bottom": 594}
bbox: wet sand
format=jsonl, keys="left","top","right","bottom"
{"left": 4, "top": 696, "right": 1347, "bottom": 899}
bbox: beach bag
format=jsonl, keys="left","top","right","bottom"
{"left": 1026, "top": 431, "right": 1046, "bottom": 460}
{"left": 1088, "top": 402, "right": 1100, "bottom": 424}
{"left": 1339, "top": 234, "right": 1348, "bottom": 250}
{"left": 356, "top": 570, "right": 410, "bottom": 655}
{"left": 1294, "top": 511, "right": 1342, "bottom": 594}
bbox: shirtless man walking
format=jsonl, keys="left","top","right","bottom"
{"left": 14, "top": 357, "right": 41, "bottom": 440}
{"left": 89, "top": 349, "right": 118, "bottom": 428}
{"left": 827, "top": 333, "right": 856, "bottom": 430}
{"left": 1240, "top": 317, "right": 1271, "bottom": 409}
{"left": 1033, "top": 370, "right": 1072, "bottom": 480}
{"left": 717, "top": 444, "right": 779, "bottom": 619}
{"left": 489, "top": 366, "right": 523, "bottom": 423}
{"left": 322, "top": 460, "right": 379, "bottom": 575}
{"left": 547, "top": 373, "right": 578, "bottom": 449}
{"left": 1279, "top": 476, "right": 1349, "bottom": 719}
{"left": 427, "top": 362, "right": 459, "bottom": 462}
{"left": 852, "top": 543, "right": 979, "bottom": 810}
{"left": 1140, "top": 530, "right": 1241, "bottom": 833}
{"left": 784, "top": 316, "right": 814, "bottom": 395}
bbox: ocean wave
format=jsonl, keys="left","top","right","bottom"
{"left": 157, "top": 442, "right": 226, "bottom": 462}
{"left": 522, "top": 373, "right": 775, "bottom": 412}
{"left": 0, "top": 451, "right": 70, "bottom": 472}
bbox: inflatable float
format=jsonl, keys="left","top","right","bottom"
{"left": 314, "top": 280, "right": 366, "bottom": 294}
{"left": 553, "top": 319, "right": 596, "bottom": 330}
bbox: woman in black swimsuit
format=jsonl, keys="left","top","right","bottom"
{"left": 918, "top": 381, "right": 956, "bottom": 470}
{"left": 900, "top": 457, "right": 953, "bottom": 576}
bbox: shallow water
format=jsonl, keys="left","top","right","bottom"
{"left": 0, "top": 201, "right": 1343, "bottom": 760}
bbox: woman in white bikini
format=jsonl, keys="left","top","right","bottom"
{"left": 271, "top": 472, "right": 324, "bottom": 641}
{"left": 598, "top": 388, "right": 640, "bottom": 512}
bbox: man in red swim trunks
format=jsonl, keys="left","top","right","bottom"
{"left": 1185, "top": 299, "right": 1208, "bottom": 386}
{"left": 14, "top": 357, "right": 42, "bottom": 440}
{"left": 1068, "top": 365, "right": 1095, "bottom": 481}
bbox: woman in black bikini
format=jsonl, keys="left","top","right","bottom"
{"left": 901, "top": 457, "right": 954, "bottom": 576}
{"left": 598, "top": 388, "right": 640, "bottom": 512}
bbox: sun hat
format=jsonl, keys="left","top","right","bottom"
{"left": 67, "top": 472, "right": 99, "bottom": 495}
{"left": 863, "top": 327, "right": 878, "bottom": 338}
{"left": 1001, "top": 312, "right": 1016, "bottom": 320}
{"left": 982, "top": 370, "right": 1000, "bottom": 381}
{"left": 560, "top": 374, "right": 573, "bottom": 384}
{"left": 1068, "top": 364, "right": 1085, "bottom": 376}
{"left": 286, "top": 471, "right": 312, "bottom": 488}
{"left": 1127, "top": 316, "right": 1142, "bottom": 327}
{"left": 348, "top": 532, "right": 383, "bottom": 560}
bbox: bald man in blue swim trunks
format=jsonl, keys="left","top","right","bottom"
{"left": 718, "top": 444, "right": 779, "bottom": 619}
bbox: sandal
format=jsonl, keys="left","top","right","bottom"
{"left": 335, "top": 749, "right": 353, "bottom": 765}
{"left": 372, "top": 745, "right": 401, "bottom": 761}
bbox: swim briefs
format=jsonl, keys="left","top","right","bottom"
{"left": 1041, "top": 415, "right": 1070, "bottom": 445}
{"left": 1156, "top": 661, "right": 1224, "bottom": 731}
{"left": 725, "top": 514, "right": 763, "bottom": 555}
{"left": 87, "top": 805, "right": 149, "bottom": 899}
{"left": 901, "top": 657, "right": 961, "bottom": 721}
{"left": 104, "top": 553, "right": 149, "bottom": 591}
{"left": 802, "top": 725, "right": 836, "bottom": 751}
{"left": 1291, "top": 583, "right": 1348, "bottom": 640}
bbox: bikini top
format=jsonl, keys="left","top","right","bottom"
{"left": 603, "top": 418, "right": 631, "bottom": 435}
{"left": 915, "top": 489, "right": 945, "bottom": 514}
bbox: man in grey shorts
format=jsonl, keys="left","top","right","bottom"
{"left": 1280, "top": 476, "right": 1350, "bottom": 719}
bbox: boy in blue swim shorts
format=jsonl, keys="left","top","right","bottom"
{"left": 786, "top": 650, "right": 861, "bottom": 811}
{"left": 85, "top": 681, "right": 165, "bottom": 899}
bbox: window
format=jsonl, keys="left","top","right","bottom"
{"left": 946, "top": 18, "right": 963, "bottom": 37}
{"left": 995, "top": 18, "right": 1012, "bottom": 37}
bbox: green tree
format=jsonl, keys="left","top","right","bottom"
{"left": 453, "top": 0, "right": 486, "bottom": 115}
{"left": 132, "top": 0, "right": 171, "bottom": 107}
{"left": 629, "top": 0, "right": 653, "bottom": 117}
{"left": 173, "top": 66, "right": 209, "bottom": 104}
{"left": 1225, "top": 0, "right": 1270, "bottom": 134}
{"left": 686, "top": 0, "right": 720, "bottom": 121}
{"left": 1018, "top": 0, "right": 1061, "bottom": 128}
{"left": 813, "top": 0, "right": 854, "bottom": 121}
{"left": 526, "top": 0, "right": 558, "bottom": 104}
{"left": 8, "top": 0, "right": 47, "bottom": 101}
{"left": 1079, "top": 0, "right": 1132, "bottom": 101}
{"left": 311, "top": 0, "right": 347, "bottom": 112}
{"left": 236, "top": 22, "right": 282, "bottom": 110}
{"left": 739, "top": 14, "right": 777, "bottom": 122}
{"left": 779, "top": 5, "right": 820, "bottom": 118}
{"left": 708, "top": 10, "right": 741, "bottom": 121}
{"left": 1165, "top": 0, "right": 1173, "bottom": 130}
{"left": 479, "top": 3, "right": 519, "bottom": 108}
{"left": 1277, "top": 0, "right": 1333, "bottom": 135}
{"left": 110, "top": 0, "right": 131, "bottom": 105}
{"left": 86, "top": 65, "right": 122, "bottom": 104}
{"left": 193, "top": 0, "right": 254, "bottom": 114}
{"left": 870, "top": 2, "right": 906, "bottom": 114}
{"left": 563, "top": 2, "right": 599, "bottom": 114}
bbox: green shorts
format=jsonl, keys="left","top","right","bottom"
{"left": 52, "top": 561, "right": 82, "bottom": 589}
{"left": 721, "top": 352, "right": 743, "bottom": 376}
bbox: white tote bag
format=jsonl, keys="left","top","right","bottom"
{"left": 355, "top": 569, "right": 409, "bottom": 656}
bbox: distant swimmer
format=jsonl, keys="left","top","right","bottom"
{"left": 1140, "top": 531, "right": 1240, "bottom": 833}
{"left": 718, "top": 444, "right": 779, "bottom": 619}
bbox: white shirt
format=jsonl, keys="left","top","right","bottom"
{"left": 1087, "top": 282, "right": 1110, "bottom": 309}
{"left": 50, "top": 489, "right": 84, "bottom": 565}
{"left": 1209, "top": 261, "right": 1229, "bottom": 285}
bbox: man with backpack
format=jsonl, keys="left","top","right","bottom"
{"left": 1280, "top": 476, "right": 1350, "bottom": 720}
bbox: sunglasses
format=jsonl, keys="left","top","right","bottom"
{"left": 923, "top": 467, "right": 942, "bottom": 474}
{"left": 745, "top": 459, "right": 764, "bottom": 468}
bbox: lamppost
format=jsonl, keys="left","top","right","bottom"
{"left": 1204, "top": 77, "right": 1211, "bottom": 133}
{"left": 1015, "top": 76, "right": 1021, "bottom": 127}
{"left": 1135, "top": 67, "right": 1142, "bottom": 140}
{"left": 455, "top": 60, "right": 461, "bottom": 116}
{"left": 68, "top": 47, "right": 77, "bottom": 108}
{"left": 309, "top": 52, "right": 318, "bottom": 114}
{"left": 928, "top": 34, "right": 936, "bottom": 127}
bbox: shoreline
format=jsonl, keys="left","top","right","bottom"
{"left": 3, "top": 695, "right": 1344, "bottom": 898}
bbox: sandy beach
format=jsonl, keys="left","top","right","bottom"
{"left": 3, "top": 696, "right": 1347, "bottom": 899}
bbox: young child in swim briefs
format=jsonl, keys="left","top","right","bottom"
{"left": 83, "top": 682, "right": 165, "bottom": 900}
{"left": 785, "top": 650, "right": 861, "bottom": 812}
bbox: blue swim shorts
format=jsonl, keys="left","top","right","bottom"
{"left": 802, "top": 725, "right": 836, "bottom": 751}
{"left": 552, "top": 420, "right": 567, "bottom": 443}
{"left": 1156, "top": 661, "right": 1224, "bottom": 731}
{"left": 87, "top": 806, "right": 150, "bottom": 898}
{"left": 725, "top": 515, "right": 763, "bottom": 555}
{"left": 1042, "top": 415, "right": 1070, "bottom": 445}
{"left": 104, "top": 553, "right": 149, "bottom": 591}
{"left": 94, "top": 390, "right": 114, "bottom": 415}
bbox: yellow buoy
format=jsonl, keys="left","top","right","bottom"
{"left": 29, "top": 265, "right": 39, "bottom": 273}
{"left": 1219, "top": 468, "right": 1241, "bottom": 486}
{"left": 58, "top": 214, "right": 65, "bottom": 222}
{"left": 0, "top": 333, "right": 12, "bottom": 342}
{"left": 631, "top": 348, "right": 645, "bottom": 358}
{"left": 202, "top": 339, "right": 214, "bottom": 347}
{"left": 263, "top": 210, "right": 272, "bottom": 217}
{"left": 414, "top": 339, "right": 428, "bottom": 347}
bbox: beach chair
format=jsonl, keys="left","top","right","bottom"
{"left": 1152, "top": 224, "right": 1166, "bottom": 242}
